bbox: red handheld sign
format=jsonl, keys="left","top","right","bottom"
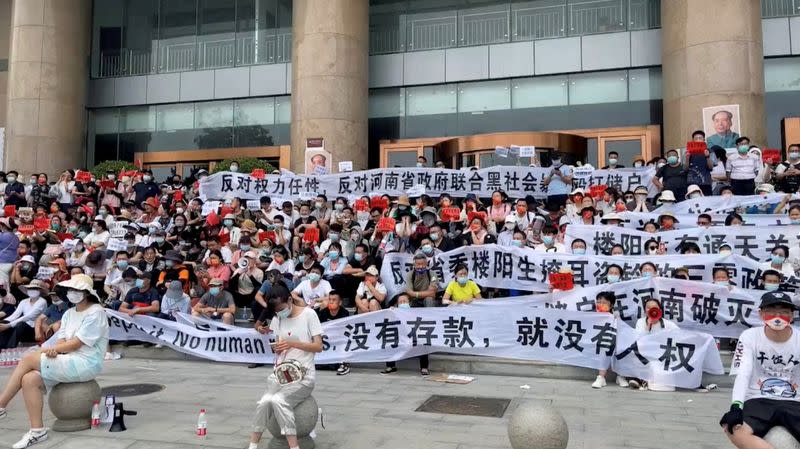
{"left": 354, "top": 199, "right": 369, "bottom": 212}
{"left": 75, "top": 170, "right": 92, "bottom": 183}
{"left": 3, "top": 205, "right": 15, "bottom": 218}
{"left": 686, "top": 141, "right": 707, "bottom": 155}
{"left": 376, "top": 217, "right": 397, "bottom": 233}
{"left": 441, "top": 207, "right": 461, "bottom": 222}
{"left": 251, "top": 169, "right": 265, "bottom": 180}
{"left": 467, "top": 211, "right": 487, "bottom": 224}
{"left": 549, "top": 272, "right": 574, "bottom": 291}
{"left": 762, "top": 149, "right": 781, "bottom": 165}
{"left": 589, "top": 185, "right": 607, "bottom": 199}
{"left": 370, "top": 197, "right": 389, "bottom": 211}
{"left": 33, "top": 217, "right": 49, "bottom": 231}
{"left": 18, "top": 224, "right": 34, "bottom": 235}
{"left": 303, "top": 227, "right": 320, "bottom": 243}
{"left": 99, "top": 180, "right": 115, "bottom": 189}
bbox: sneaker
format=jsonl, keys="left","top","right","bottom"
{"left": 616, "top": 376, "right": 629, "bottom": 388}
{"left": 247, "top": 363, "right": 265, "bottom": 369}
{"left": 591, "top": 376, "right": 606, "bottom": 389}
{"left": 0, "top": 408, "right": 6, "bottom": 419}
{"left": 12, "top": 429, "right": 48, "bottom": 448}
{"left": 154, "top": 343, "right": 163, "bottom": 349}
{"left": 627, "top": 379, "right": 641, "bottom": 389}
{"left": 379, "top": 367, "right": 397, "bottom": 375}
{"left": 336, "top": 363, "right": 350, "bottom": 376}
{"left": 420, "top": 368, "right": 430, "bottom": 376}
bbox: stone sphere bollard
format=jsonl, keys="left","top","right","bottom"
{"left": 48, "top": 380, "right": 102, "bottom": 432}
{"left": 267, "top": 395, "right": 318, "bottom": 449}
{"left": 508, "top": 401, "right": 569, "bottom": 449}
{"left": 765, "top": 426, "right": 800, "bottom": 449}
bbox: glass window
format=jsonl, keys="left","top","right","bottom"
{"left": 119, "top": 106, "right": 155, "bottom": 159}
{"left": 369, "top": 88, "right": 406, "bottom": 118}
{"left": 458, "top": 79, "right": 510, "bottom": 112}
{"left": 628, "top": 67, "right": 662, "bottom": 101}
{"left": 628, "top": 0, "right": 660, "bottom": 30}
{"left": 406, "top": 1, "right": 457, "bottom": 51}
{"left": 458, "top": 3, "right": 509, "bottom": 46}
{"left": 387, "top": 150, "right": 419, "bottom": 167}
{"left": 761, "top": 0, "right": 798, "bottom": 18}
{"left": 195, "top": 100, "right": 234, "bottom": 148}
{"left": 156, "top": 103, "right": 195, "bottom": 131}
{"left": 569, "top": 70, "right": 627, "bottom": 105}
{"left": 234, "top": 98, "right": 276, "bottom": 147}
{"left": 91, "top": 0, "right": 123, "bottom": 78}
{"left": 512, "top": 0, "right": 566, "bottom": 41}
{"left": 369, "top": 0, "right": 408, "bottom": 54}
{"left": 236, "top": 0, "right": 278, "bottom": 65}
{"left": 89, "top": 109, "right": 120, "bottom": 165}
{"left": 275, "top": 96, "right": 292, "bottom": 124}
{"left": 765, "top": 57, "right": 800, "bottom": 92}
{"left": 122, "top": 0, "right": 158, "bottom": 76}
{"left": 604, "top": 139, "right": 642, "bottom": 168}
{"left": 94, "top": 109, "right": 121, "bottom": 134}
{"left": 197, "top": 0, "right": 236, "bottom": 70}
{"left": 568, "top": 0, "right": 625, "bottom": 36}
{"left": 511, "top": 75, "right": 568, "bottom": 108}
{"left": 158, "top": 0, "right": 198, "bottom": 73}
{"left": 276, "top": 0, "right": 293, "bottom": 62}
{"left": 406, "top": 84, "right": 457, "bottom": 115}
{"left": 479, "top": 152, "right": 531, "bottom": 167}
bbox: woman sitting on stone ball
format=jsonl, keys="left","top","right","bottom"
{"left": 0, "top": 274, "right": 109, "bottom": 448}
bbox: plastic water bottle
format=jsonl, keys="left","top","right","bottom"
{"left": 0, "top": 349, "right": 6, "bottom": 367}
{"left": 196, "top": 409, "right": 207, "bottom": 437}
{"left": 91, "top": 401, "right": 101, "bottom": 428}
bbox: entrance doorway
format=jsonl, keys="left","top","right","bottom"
{"left": 134, "top": 146, "right": 290, "bottom": 180}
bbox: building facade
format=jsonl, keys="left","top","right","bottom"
{"left": 1, "top": 0, "right": 800, "bottom": 179}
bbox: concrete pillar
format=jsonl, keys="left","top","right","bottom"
{"left": 290, "top": 0, "right": 369, "bottom": 174}
{"left": 4, "top": 0, "right": 91, "bottom": 177}
{"left": 662, "top": 0, "right": 766, "bottom": 151}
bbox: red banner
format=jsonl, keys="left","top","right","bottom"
{"left": 686, "top": 141, "right": 707, "bottom": 155}
{"left": 251, "top": 169, "right": 265, "bottom": 180}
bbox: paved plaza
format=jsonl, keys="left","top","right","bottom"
{"left": 0, "top": 358, "right": 732, "bottom": 449}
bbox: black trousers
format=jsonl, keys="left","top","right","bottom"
{"left": 386, "top": 355, "right": 429, "bottom": 370}
{"left": 730, "top": 178, "right": 756, "bottom": 196}
{"left": 0, "top": 323, "right": 36, "bottom": 349}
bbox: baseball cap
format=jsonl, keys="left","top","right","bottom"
{"left": 759, "top": 291, "right": 797, "bottom": 310}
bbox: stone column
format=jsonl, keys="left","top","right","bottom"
{"left": 662, "top": 0, "right": 766, "bottom": 151}
{"left": 290, "top": 0, "right": 369, "bottom": 174}
{"left": 4, "top": 0, "right": 91, "bottom": 177}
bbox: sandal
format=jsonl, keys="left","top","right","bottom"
{"left": 420, "top": 369, "right": 430, "bottom": 376}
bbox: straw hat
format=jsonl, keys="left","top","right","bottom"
{"left": 57, "top": 274, "right": 99, "bottom": 299}
{"left": 20, "top": 279, "right": 50, "bottom": 296}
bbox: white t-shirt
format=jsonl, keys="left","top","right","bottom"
{"left": 269, "top": 306, "right": 323, "bottom": 373}
{"left": 731, "top": 326, "right": 800, "bottom": 403}
{"left": 292, "top": 279, "right": 332, "bottom": 306}
{"left": 634, "top": 317, "right": 678, "bottom": 334}
{"left": 356, "top": 281, "right": 387, "bottom": 301}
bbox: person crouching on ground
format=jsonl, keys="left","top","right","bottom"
{"left": 0, "top": 273, "right": 108, "bottom": 448}
{"left": 249, "top": 291, "right": 323, "bottom": 449}
{"left": 720, "top": 291, "right": 800, "bottom": 448}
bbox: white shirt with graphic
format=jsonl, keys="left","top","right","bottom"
{"left": 730, "top": 327, "right": 800, "bottom": 403}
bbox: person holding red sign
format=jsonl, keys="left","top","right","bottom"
{"left": 684, "top": 138, "right": 714, "bottom": 196}
{"left": 461, "top": 215, "right": 495, "bottom": 246}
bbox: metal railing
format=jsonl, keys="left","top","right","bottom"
{"left": 371, "top": 0, "right": 661, "bottom": 54}
{"left": 761, "top": 0, "right": 800, "bottom": 17}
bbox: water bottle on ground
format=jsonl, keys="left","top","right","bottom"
{"left": 91, "top": 400, "right": 101, "bottom": 428}
{"left": 196, "top": 409, "right": 207, "bottom": 437}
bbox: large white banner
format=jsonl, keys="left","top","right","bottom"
{"left": 654, "top": 193, "right": 794, "bottom": 215}
{"left": 597, "top": 212, "right": 795, "bottom": 230}
{"left": 198, "top": 168, "right": 654, "bottom": 201}
{"left": 564, "top": 223, "right": 800, "bottom": 260}
{"left": 380, "top": 244, "right": 778, "bottom": 299}
{"left": 105, "top": 306, "right": 722, "bottom": 387}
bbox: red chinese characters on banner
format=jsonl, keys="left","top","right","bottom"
{"left": 549, "top": 272, "right": 574, "bottom": 291}
{"left": 18, "top": 224, "right": 34, "bottom": 235}
{"left": 686, "top": 141, "right": 707, "bottom": 156}
{"left": 441, "top": 207, "right": 461, "bottom": 222}
{"left": 589, "top": 185, "right": 607, "bottom": 199}
{"left": 33, "top": 217, "right": 49, "bottom": 231}
{"left": 354, "top": 199, "right": 369, "bottom": 212}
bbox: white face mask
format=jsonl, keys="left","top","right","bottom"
{"left": 66, "top": 290, "right": 85, "bottom": 304}
{"left": 28, "top": 290, "right": 41, "bottom": 299}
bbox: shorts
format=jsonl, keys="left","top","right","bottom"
{"left": 743, "top": 398, "right": 800, "bottom": 439}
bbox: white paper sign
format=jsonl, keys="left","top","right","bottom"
{"left": 61, "top": 239, "right": 78, "bottom": 252}
{"left": 246, "top": 200, "right": 261, "bottom": 211}
{"left": 299, "top": 191, "right": 317, "bottom": 201}
{"left": 407, "top": 184, "right": 426, "bottom": 197}
{"left": 519, "top": 146, "right": 535, "bottom": 157}
{"left": 338, "top": 161, "right": 353, "bottom": 172}
{"left": 35, "top": 267, "right": 57, "bottom": 280}
{"left": 109, "top": 222, "right": 126, "bottom": 238}
{"left": 494, "top": 146, "right": 509, "bottom": 158}
{"left": 107, "top": 238, "right": 128, "bottom": 252}
{"left": 509, "top": 145, "right": 520, "bottom": 155}
{"left": 201, "top": 201, "right": 221, "bottom": 216}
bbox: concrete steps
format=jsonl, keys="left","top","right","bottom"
{"left": 109, "top": 345, "right": 735, "bottom": 387}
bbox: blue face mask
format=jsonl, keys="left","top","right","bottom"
{"left": 329, "top": 233, "right": 339, "bottom": 242}
{"left": 398, "top": 303, "right": 411, "bottom": 309}
{"left": 429, "top": 233, "right": 439, "bottom": 241}
{"left": 642, "top": 271, "right": 653, "bottom": 278}
{"left": 457, "top": 276, "right": 468, "bottom": 285}
{"left": 328, "top": 251, "right": 339, "bottom": 259}
{"left": 542, "top": 236, "right": 554, "bottom": 246}
{"left": 772, "top": 255, "right": 786, "bottom": 265}
{"left": 298, "top": 255, "right": 306, "bottom": 263}
{"left": 573, "top": 248, "right": 586, "bottom": 255}
{"left": 765, "top": 282, "right": 780, "bottom": 292}
{"left": 354, "top": 253, "right": 363, "bottom": 262}
{"left": 277, "top": 304, "right": 292, "bottom": 319}
{"left": 422, "top": 245, "right": 433, "bottom": 255}
{"left": 117, "top": 260, "right": 129, "bottom": 269}
{"left": 308, "top": 273, "right": 321, "bottom": 283}
{"left": 210, "top": 287, "right": 220, "bottom": 296}
{"left": 512, "top": 240, "right": 524, "bottom": 247}
{"left": 224, "top": 220, "right": 234, "bottom": 228}
{"left": 240, "top": 244, "right": 251, "bottom": 251}
{"left": 667, "top": 155, "right": 678, "bottom": 165}
{"left": 715, "top": 280, "right": 729, "bottom": 287}
{"left": 606, "top": 274, "right": 620, "bottom": 283}
{"left": 165, "top": 260, "right": 174, "bottom": 268}
{"left": 135, "top": 279, "right": 144, "bottom": 288}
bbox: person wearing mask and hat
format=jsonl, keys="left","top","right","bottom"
{"left": 685, "top": 184, "right": 704, "bottom": 200}
{"left": 10, "top": 254, "right": 37, "bottom": 300}
{"left": 219, "top": 213, "right": 241, "bottom": 247}
{"left": 657, "top": 212, "right": 679, "bottom": 232}
{"left": 0, "top": 280, "right": 48, "bottom": 349}
{"left": 34, "top": 291, "right": 69, "bottom": 344}
{"left": 193, "top": 278, "right": 236, "bottom": 325}
{"left": 599, "top": 213, "right": 626, "bottom": 227}
{"left": 462, "top": 215, "right": 495, "bottom": 246}
{"left": 542, "top": 152, "right": 573, "bottom": 211}
{"left": 653, "top": 149, "right": 689, "bottom": 201}
{"left": 0, "top": 274, "right": 108, "bottom": 449}
{"left": 497, "top": 215, "right": 517, "bottom": 247}
{"left": 354, "top": 266, "right": 387, "bottom": 313}
{"left": 719, "top": 291, "right": 800, "bottom": 448}
{"left": 565, "top": 188, "right": 586, "bottom": 219}
{"left": 159, "top": 280, "right": 190, "bottom": 321}
{"left": 120, "top": 273, "right": 160, "bottom": 320}
{"left": 138, "top": 196, "right": 161, "bottom": 224}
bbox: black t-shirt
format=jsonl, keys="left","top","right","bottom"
{"left": 601, "top": 164, "right": 626, "bottom": 169}
{"left": 655, "top": 164, "right": 689, "bottom": 197}
{"left": 317, "top": 306, "right": 350, "bottom": 323}
{"left": 346, "top": 255, "right": 375, "bottom": 270}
